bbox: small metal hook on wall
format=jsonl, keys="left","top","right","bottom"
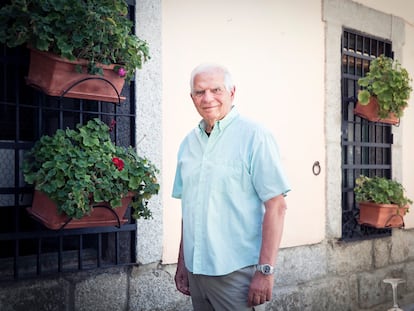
{"left": 312, "top": 161, "right": 321, "bottom": 176}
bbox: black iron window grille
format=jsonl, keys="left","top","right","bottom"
{"left": 0, "top": 2, "right": 139, "bottom": 281}
{"left": 341, "top": 28, "right": 394, "bottom": 241}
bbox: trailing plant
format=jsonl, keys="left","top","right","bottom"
{"left": 357, "top": 55, "right": 412, "bottom": 119}
{"left": 0, "top": 0, "right": 150, "bottom": 81}
{"left": 23, "top": 118, "right": 159, "bottom": 219}
{"left": 354, "top": 175, "right": 412, "bottom": 209}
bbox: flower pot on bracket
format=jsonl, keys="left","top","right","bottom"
{"left": 358, "top": 201, "right": 408, "bottom": 228}
{"left": 27, "top": 190, "right": 133, "bottom": 230}
{"left": 26, "top": 49, "right": 126, "bottom": 103}
{"left": 354, "top": 96, "right": 399, "bottom": 125}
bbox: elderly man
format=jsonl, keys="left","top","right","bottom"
{"left": 173, "top": 63, "right": 290, "bottom": 310}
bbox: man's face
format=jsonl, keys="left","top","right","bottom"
{"left": 190, "top": 70, "right": 235, "bottom": 127}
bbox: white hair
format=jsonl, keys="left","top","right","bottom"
{"left": 189, "top": 63, "right": 235, "bottom": 92}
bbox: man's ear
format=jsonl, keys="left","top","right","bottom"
{"left": 230, "top": 86, "right": 236, "bottom": 98}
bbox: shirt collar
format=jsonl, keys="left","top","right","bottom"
{"left": 198, "top": 106, "right": 239, "bottom": 133}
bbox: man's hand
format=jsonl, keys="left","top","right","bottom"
{"left": 247, "top": 272, "right": 274, "bottom": 307}
{"left": 175, "top": 222, "right": 190, "bottom": 296}
{"left": 175, "top": 256, "right": 191, "bottom": 296}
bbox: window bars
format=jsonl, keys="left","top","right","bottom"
{"left": 341, "top": 29, "right": 393, "bottom": 240}
{"left": 0, "top": 2, "right": 139, "bottom": 281}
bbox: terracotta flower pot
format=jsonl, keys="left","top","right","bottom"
{"left": 26, "top": 48, "right": 126, "bottom": 103}
{"left": 354, "top": 96, "right": 399, "bottom": 125}
{"left": 27, "top": 190, "right": 133, "bottom": 230}
{"left": 358, "top": 201, "right": 408, "bottom": 228}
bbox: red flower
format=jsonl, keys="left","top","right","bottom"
{"left": 112, "top": 157, "right": 124, "bottom": 171}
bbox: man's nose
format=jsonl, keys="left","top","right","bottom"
{"left": 201, "top": 89, "right": 214, "bottom": 101}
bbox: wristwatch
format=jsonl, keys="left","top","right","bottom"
{"left": 255, "top": 264, "right": 275, "bottom": 275}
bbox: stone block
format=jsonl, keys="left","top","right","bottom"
{"left": 390, "top": 230, "right": 410, "bottom": 264}
{"left": 300, "top": 276, "right": 358, "bottom": 311}
{"left": 405, "top": 261, "right": 414, "bottom": 292}
{"left": 373, "top": 236, "right": 392, "bottom": 268}
{"left": 74, "top": 270, "right": 127, "bottom": 311}
{"left": 357, "top": 265, "right": 405, "bottom": 309}
{"left": 129, "top": 264, "right": 192, "bottom": 311}
{"left": 0, "top": 278, "right": 68, "bottom": 311}
{"left": 405, "top": 230, "right": 414, "bottom": 260}
{"left": 327, "top": 240, "right": 372, "bottom": 275}
{"left": 276, "top": 244, "right": 327, "bottom": 286}
{"left": 267, "top": 285, "right": 302, "bottom": 311}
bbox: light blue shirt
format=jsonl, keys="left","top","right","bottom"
{"left": 172, "top": 107, "right": 290, "bottom": 276}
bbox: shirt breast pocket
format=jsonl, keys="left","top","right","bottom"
{"left": 210, "top": 161, "right": 254, "bottom": 195}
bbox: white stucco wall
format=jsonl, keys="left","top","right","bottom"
{"left": 162, "top": 0, "right": 326, "bottom": 263}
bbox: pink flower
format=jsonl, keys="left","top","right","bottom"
{"left": 112, "top": 157, "right": 124, "bottom": 171}
{"left": 118, "top": 67, "right": 126, "bottom": 77}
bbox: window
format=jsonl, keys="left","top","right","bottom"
{"left": 341, "top": 29, "right": 394, "bottom": 240}
{"left": 0, "top": 2, "right": 138, "bottom": 281}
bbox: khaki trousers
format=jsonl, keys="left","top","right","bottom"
{"left": 188, "top": 266, "right": 267, "bottom": 311}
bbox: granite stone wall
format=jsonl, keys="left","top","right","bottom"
{"left": 2, "top": 230, "right": 414, "bottom": 310}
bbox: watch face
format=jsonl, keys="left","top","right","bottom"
{"left": 256, "top": 264, "right": 274, "bottom": 275}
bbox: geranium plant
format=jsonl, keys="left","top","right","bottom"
{"left": 23, "top": 118, "right": 159, "bottom": 220}
{"left": 357, "top": 55, "right": 412, "bottom": 119}
{"left": 0, "top": 0, "right": 149, "bottom": 81}
{"left": 354, "top": 175, "right": 412, "bottom": 209}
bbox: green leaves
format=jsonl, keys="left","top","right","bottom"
{"left": 80, "top": 130, "right": 100, "bottom": 147}
{"left": 357, "top": 55, "right": 412, "bottom": 118}
{"left": 0, "top": 0, "right": 149, "bottom": 81}
{"left": 357, "top": 90, "right": 371, "bottom": 105}
{"left": 23, "top": 118, "right": 159, "bottom": 219}
{"left": 354, "top": 175, "right": 412, "bottom": 208}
